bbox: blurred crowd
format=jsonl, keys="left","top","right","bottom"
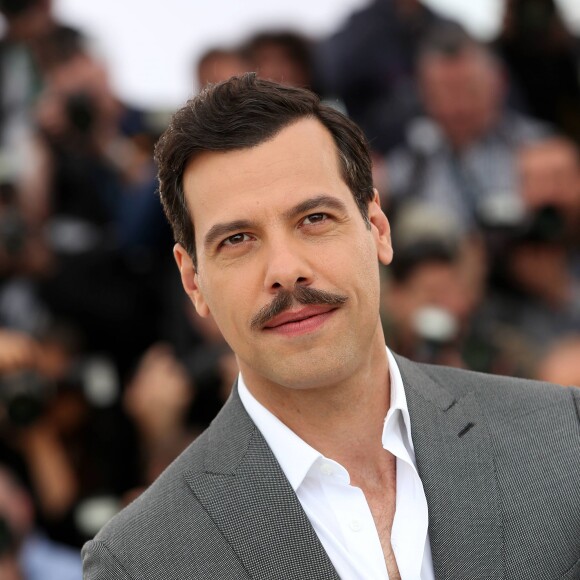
{"left": 0, "top": 0, "right": 579, "bottom": 576}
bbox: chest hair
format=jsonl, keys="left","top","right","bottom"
{"left": 360, "top": 456, "right": 401, "bottom": 579}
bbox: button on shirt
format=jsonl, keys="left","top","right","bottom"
{"left": 238, "top": 348, "right": 435, "bottom": 579}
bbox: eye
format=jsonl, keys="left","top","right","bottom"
{"left": 302, "top": 213, "right": 328, "bottom": 225}
{"left": 221, "top": 233, "right": 252, "bottom": 246}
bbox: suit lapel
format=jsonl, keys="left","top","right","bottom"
{"left": 184, "top": 389, "right": 340, "bottom": 580}
{"left": 396, "top": 355, "right": 504, "bottom": 580}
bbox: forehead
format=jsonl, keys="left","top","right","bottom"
{"left": 421, "top": 52, "right": 493, "bottom": 88}
{"left": 182, "top": 118, "right": 350, "bottom": 226}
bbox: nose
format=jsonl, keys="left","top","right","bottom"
{"left": 263, "top": 237, "right": 314, "bottom": 293}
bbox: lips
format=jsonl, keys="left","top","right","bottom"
{"left": 263, "top": 305, "right": 337, "bottom": 330}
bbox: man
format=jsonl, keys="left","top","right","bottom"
{"left": 386, "top": 25, "right": 548, "bottom": 229}
{"left": 517, "top": 135, "right": 580, "bottom": 243}
{"left": 241, "top": 30, "right": 314, "bottom": 90}
{"left": 82, "top": 74, "right": 580, "bottom": 579}
{"left": 314, "top": 0, "right": 455, "bottom": 153}
{"left": 195, "top": 47, "right": 249, "bottom": 90}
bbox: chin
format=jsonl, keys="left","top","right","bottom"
{"left": 265, "top": 350, "right": 357, "bottom": 391}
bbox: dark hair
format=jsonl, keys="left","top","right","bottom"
{"left": 155, "top": 73, "right": 374, "bottom": 266}
{"left": 417, "top": 23, "right": 500, "bottom": 71}
{"left": 417, "top": 23, "right": 476, "bottom": 61}
{"left": 35, "top": 25, "right": 86, "bottom": 71}
{"left": 390, "top": 240, "right": 458, "bottom": 283}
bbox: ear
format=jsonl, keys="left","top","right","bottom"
{"left": 173, "top": 244, "right": 211, "bottom": 317}
{"left": 368, "top": 189, "right": 393, "bottom": 266}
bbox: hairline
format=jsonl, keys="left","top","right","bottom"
{"left": 418, "top": 43, "right": 500, "bottom": 78}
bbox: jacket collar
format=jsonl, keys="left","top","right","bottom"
{"left": 396, "top": 354, "right": 504, "bottom": 580}
{"left": 184, "top": 355, "right": 504, "bottom": 580}
{"left": 184, "top": 387, "right": 340, "bottom": 580}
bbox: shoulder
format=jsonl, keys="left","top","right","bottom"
{"left": 399, "top": 358, "right": 580, "bottom": 577}
{"left": 82, "top": 427, "right": 228, "bottom": 578}
{"left": 397, "top": 354, "right": 580, "bottom": 433}
{"left": 82, "top": 389, "right": 256, "bottom": 579}
{"left": 82, "top": 429, "right": 213, "bottom": 578}
{"left": 418, "top": 360, "right": 579, "bottom": 416}
{"left": 401, "top": 356, "right": 580, "bottom": 450}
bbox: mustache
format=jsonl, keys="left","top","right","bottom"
{"left": 251, "top": 286, "right": 348, "bottom": 330}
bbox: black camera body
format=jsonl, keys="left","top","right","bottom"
{"left": 0, "top": 370, "right": 52, "bottom": 427}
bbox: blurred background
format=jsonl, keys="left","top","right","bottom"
{"left": 0, "top": 1, "right": 579, "bottom": 577}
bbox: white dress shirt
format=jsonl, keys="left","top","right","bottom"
{"left": 238, "top": 347, "right": 435, "bottom": 579}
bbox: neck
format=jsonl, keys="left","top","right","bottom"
{"left": 240, "top": 329, "right": 391, "bottom": 469}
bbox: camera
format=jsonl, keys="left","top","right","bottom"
{"left": 0, "top": 370, "right": 53, "bottom": 428}
{"left": 477, "top": 194, "right": 567, "bottom": 260}
{"left": 64, "top": 92, "right": 98, "bottom": 136}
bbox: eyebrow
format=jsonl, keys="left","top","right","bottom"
{"left": 203, "top": 194, "right": 348, "bottom": 251}
{"left": 204, "top": 219, "right": 256, "bottom": 251}
{"left": 281, "top": 194, "right": 348, "bottom": 221}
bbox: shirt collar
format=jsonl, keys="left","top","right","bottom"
{"left": 384, "top": 347, "right": 415, "bottom": 452}
{"left": 238, "top": 373, "right": 320, "bottom": 491}
{"left": 238, "top": 347, "right": 414, "bottom": 490}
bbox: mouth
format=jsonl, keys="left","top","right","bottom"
{"left": 262, "top": 305, "right": 338, "bottom": 336}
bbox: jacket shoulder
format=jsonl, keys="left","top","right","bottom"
{"left": 82, "top": 428, "right": 237, "bottom": 579}
{"left": 414, "top": 360, "right": 580, "bottom": 420}
{"left": 90, "top": 426, "right": 209, "bottom": 536}
{"left": 399, "top": 357, "right": 580, "bottom": 578}
{"left": 82, "top": 390, "right": 257, "bottom": 579}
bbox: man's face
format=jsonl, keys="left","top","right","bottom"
{"left": 174, "top": 119, "right": 392, "bottom": 396}
{"left": 420, "top": 52, "right": 501, "bottom": 149}
{"left": 253, "top": 43, "right": 308, "bottom": 88}
{"left": 197, "top": 53, "right": 249, "bottom": 88}
{"left": 387, "top": 261, "right": 473, "bottom": 331}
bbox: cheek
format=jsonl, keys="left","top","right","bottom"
{"left": 199, "top": 274, "right": 255, "bottom": 336}
{"left": 350, "top": 239, "right": 382, "bottom": 306}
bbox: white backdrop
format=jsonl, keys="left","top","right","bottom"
{"left": 51, "top": 0, "right": 580, "bottom": 110}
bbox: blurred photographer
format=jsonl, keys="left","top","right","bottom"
{"left": 122, "top": 303, "right": 238, "bottom": 499}
{"left": 33, "top": 29, "right": 171, "bottom": 374}
{"left": 382, "top": 238, "right": 467, "bottom": 367}
{"left": 485, "top": 202, "right": 580, "bottom": 369}
{"left": 0, "top": 458, "right": 81, "bottom": 580}
{"left": 35, "top": 29, "right": 120, "bottom": 154}
{"left": 0, "top": 324, "right": 141, "bottom": 548}
{"left": 496, "top": 0, "right": 580, "bottom": 144}
{"left": 196, "top": 46, "right": 249, "bottom": 90}
{"left": 0, "top": 327, "right": 78, "bottom": 525}
{"left": 0, "top": 0, "right": 67, "bottom": 229}
{"left": 242, "top": 30, "right": 315, "bottom": 90}
{"left": 517, "top": 136, "right": 580, "bottom": 252}
{"left": 482, "top": 136, "right": 580, "bottom": 360}
{"left": 386, "top": 24, "right": 549, "bottom": 228}
{"left": 381, "top": 202, "right": 524, "bottom": 374}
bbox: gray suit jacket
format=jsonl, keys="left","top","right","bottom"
{"left": 82, "top": 356, "right": 580, "bottom": 579}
